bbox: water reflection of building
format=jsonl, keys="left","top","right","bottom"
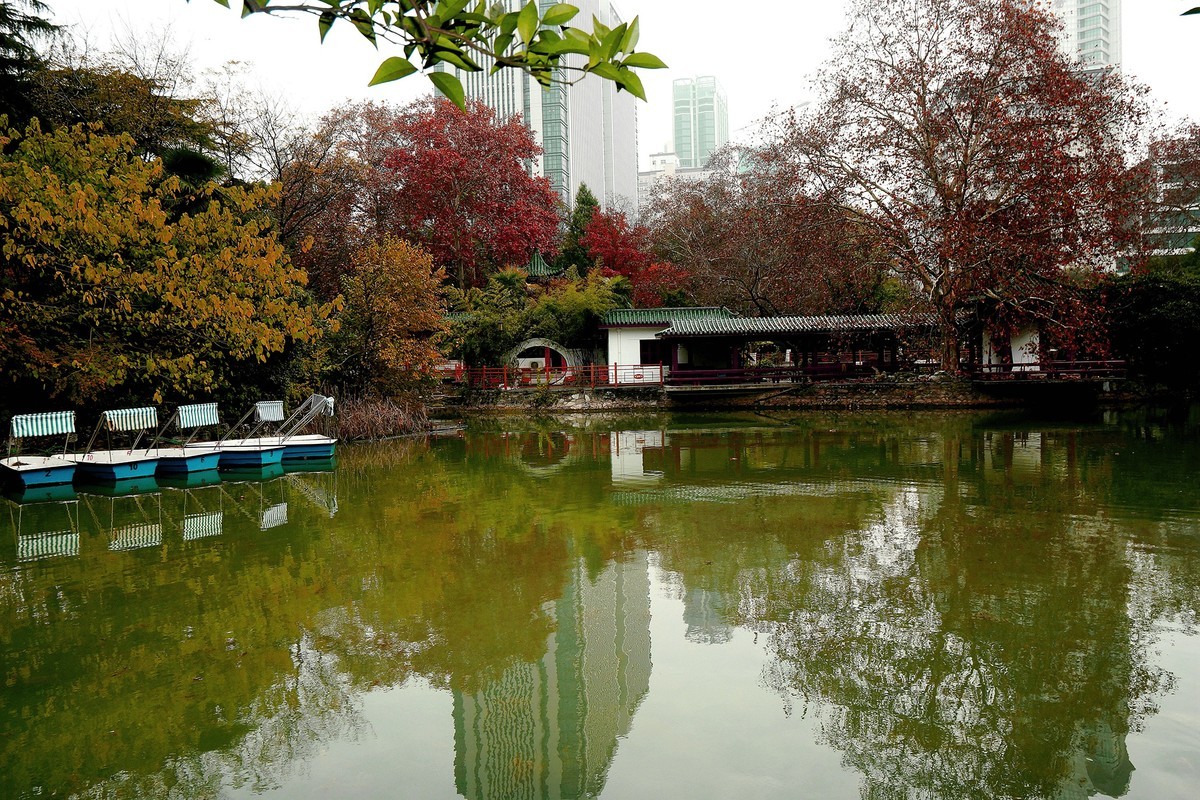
{"left": 1057, "top": 720, "right": 1134, "bottom": 799}
{"left": 609, "top": 431, "right": 664, "bottom": 487}
{"left": 453, "top": 552, "right": 652, "bottom": 800}
{"left": 682, "top": 587, "right": 734, "bottom": 645}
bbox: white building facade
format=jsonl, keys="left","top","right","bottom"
{"left": 443, "top": 0, "right": 639, "bottom": 210}
{"left": 1050, "top": 0, "right": 1122, "bottom": 72}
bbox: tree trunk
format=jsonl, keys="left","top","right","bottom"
{"left": 937, "top": 307, "right": 961, "bottom": 373}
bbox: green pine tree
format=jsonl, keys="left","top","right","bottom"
{"left": 0, "top": 1, "right": 58, "bottom": 126}
{"left": 556, "top": 183, "right": 600, "bottom": 275}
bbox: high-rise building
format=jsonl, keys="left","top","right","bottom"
{"left": 452, "top": 553, "right": 652, "bottom": 800}
{"left": 672, "top": 76, "right": 729, "bottom": 169}
{"left": 442, "top": 0, "right": 639, "bottom": 210}
{"left": 1050, "top": 0, "right": 1122, "bottom": 73}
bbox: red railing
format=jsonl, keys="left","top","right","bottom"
{"left": 969, "top": 360, "right": 1127, "bottom": 381}
{"left": 667, "top": 361, "right": 894, "bottom": 386}
{"left": 459, "top": 364, "right": 665, "bottom": 389}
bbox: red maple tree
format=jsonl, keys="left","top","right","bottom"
{"left": 646, "top": 148, "right": 892, "bottom": 316}
{"left": 383, "top": 97, "right": 560, "bottom": 288}
{"left": 765, "top": 0, "right": 1153, "bottom": 368}
{"left": 582, "top": 208, "right": 694, "bottom": 307}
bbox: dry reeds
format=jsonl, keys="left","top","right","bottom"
{"left": 335, "top": 395, "right": 429, "bottom": 440}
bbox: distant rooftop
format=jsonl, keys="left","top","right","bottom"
{"left": 657, "top": 314, "right": 934, "bottom": 338}
{"left": 600, "top": 307, "right": 736, "bottom": 328}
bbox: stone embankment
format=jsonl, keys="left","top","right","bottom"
{"left": 440, "top": 373, "right": 1135, "bottom": 415}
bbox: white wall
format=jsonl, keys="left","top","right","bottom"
{"left": 606, "top": 327, "right": 667, "bottom": 384}
{"left": 982, "top": 325, "right": 1041, "bottom": 370}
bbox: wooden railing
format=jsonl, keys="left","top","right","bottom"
{"left": 667, "top": 362, "right": 891, "bottom": 385}
{"left": 968, "top": 360, "right": 1127, "bottom": 381}
{"left": 459, "top": 364, "right": 665, "bottom": 389}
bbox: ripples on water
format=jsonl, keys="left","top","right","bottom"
{"left": 2, "top": 409, "right": 1200, "bottom": 799}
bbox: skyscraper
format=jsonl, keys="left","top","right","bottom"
{"left": 443, "top": 0, "right": 639, "bottom": 210}
{"left": 1050, "top": 0, "right": 1122, "bottom": 73}
{"left": 672, "top": 76, "right": 729, "bottom": 169}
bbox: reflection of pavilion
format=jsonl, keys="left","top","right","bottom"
{"left": 453, "top": 552, "right": 652, "bottom": 800}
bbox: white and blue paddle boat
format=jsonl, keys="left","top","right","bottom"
{"left": 1, "top": 411, "right": 78, "bottom": 488}
{"left": 66, "top": 407, "right": 161, "bottom": 482}
{"left": 194, "top": 401, "right": 286, "bottom": 470}
{"left": 143, "top": 402, "right": 222, "bottom": 475}
{"left": 274, "top": 394, "right": 338, "bottom": 461}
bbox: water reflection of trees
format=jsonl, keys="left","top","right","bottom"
{"left": 2, "top": 414, "right": 1199, "bottom": 798}
{"left": 0, "top": 432, "right": 643, "bottom": 798}
{"left": 639, "top": 416, "right": 1199, "bottom": 799}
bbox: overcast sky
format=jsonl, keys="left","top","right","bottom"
{"left": 48, "top": 0, "right": 1200, "bottom": 166}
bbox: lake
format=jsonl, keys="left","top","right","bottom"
{"left": 2, "top": 409, "right": 1199, "bottom": 799}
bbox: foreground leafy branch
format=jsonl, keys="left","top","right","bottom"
{"left": 198, "top": 1, "right": 666, "bottom": 106}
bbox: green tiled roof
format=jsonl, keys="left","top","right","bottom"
{"left": 600, "top": 307, "right": 736, "bottom": 328}
{"left": 526, "top": 251, "right": 562, "bottom": 278}
{"left": 657, "top": 314, "right": 935, "bottom": 338}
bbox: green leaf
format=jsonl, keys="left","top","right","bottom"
{"left": 318, "top": 10, "right": 336, "bottom": 43}
{"left": 1185, "top": 7, "right": 1200, "bottom": 15}
{"left": 499, "top": 11, "right": 519, "bottom": 36}
{"left": 601, "top": 24, "right": 625, "bottom": 59}
{"left": 589, "top": 61, "right": 619, "bottom": 82}
{"left": 517, "top": 1, "right": 538, "bottom": 44}
{"left": 369, "top": 57, "right": 419, "bottom": 85}
{"left": 620, "top": 51, "right": 667, "bottom": 70}
{"left": 532, "top": 37, "right": 589, "bottom": 57}
{"left": 437, "top": 47, "right": 482, "bottom": 72}
{"left": 437, "top": 0, "right": 472, "bottom": 19}
{"left": 541, "top": 3, "right": 579, "bottom": 27}
{"left": 620, "top": 15, "right": 639, "bottom": 51}
{"left": 493, "top": 32, "right": 514, "bottom": 56}
{"left": 591, "top": 14, "right": 610, "bottom": 39}
{"left": 430, "top": 71, "right": 466, "bottom": 109}
{"left": 616, "top": 67, "right": 645, "bottom": 101}
{"left": 349, "top": 9, "right": 377, "bottom": 46}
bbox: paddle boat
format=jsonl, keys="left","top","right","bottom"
{"left": 66, "top": 407, "right": 160, "bottom": 482}
{"left": 190, "top": 401, "right": 286, "bottom": 470}
{"left": 143, "top": 402, "right": 222, "bottom": 475}
{"left": 1, "top": 411, "right": 78, "bottom": 488}
{"left": 275, "top": 394, "right": 338, "bottom": 460}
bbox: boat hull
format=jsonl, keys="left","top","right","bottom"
{"left": 281, "top": 437, "right": 337, "bottom": 461}
{"left": 1, "top": 456, "right": 77, "bottom": 488}
{"left": 69, "top": 455, "right": 159, "bottom": 482}
{"left": 217, "top": 446, "right": 285, "bottom": 469}
{"left": 153, "top": 449, "right": 222, "bottom": 475}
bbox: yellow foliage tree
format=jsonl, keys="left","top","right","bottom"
{"left": 336, "top": 235, "right": 447, "bottom": 395}
{"left": 0, "top": 120, "right": 335, "bottom": 406}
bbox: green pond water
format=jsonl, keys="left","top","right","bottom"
{"left": 3, "top": 410, "right": 1200, "bottom": 799}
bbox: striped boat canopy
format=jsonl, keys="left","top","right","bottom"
{"left": 261, "top": 503, "right": 288, "bottom": 530}
{"left": 108, "top": 524, "right": 163, "bottom": 552}
{"left": 102, "top": 407, "right": 158, "bottom": 432}
{"left": 178, "top": 403, "right": 219, "bottom": 430}
{"left": 10, "top": 411, "right": 75, "bottom": 439}
{"left": 255, "top": 401, "right": 285, "bottom": 423}
{"left": 183, "top": 512, "right": 223, "bottom": 541}
{"left": 18, "top": 532, "right": 79, "bottom": 561}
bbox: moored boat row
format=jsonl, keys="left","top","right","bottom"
{"left": 1, "top": 395, "right": 337, "bottom": 489}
